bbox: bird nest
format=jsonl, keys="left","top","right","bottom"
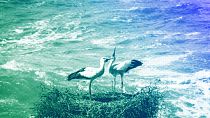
{"left": 33, "top": 86, "right": 163, "bottom": 118}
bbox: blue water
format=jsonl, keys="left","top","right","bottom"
{"left": 0, "top": 0, "right": 210, "bottom": 117}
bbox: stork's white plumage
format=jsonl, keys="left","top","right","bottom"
{"left": 67, "top": 57, "right": 110, "bottom": 96}
{"left": 108, "top": 47, "right": 143, "bottom": 91}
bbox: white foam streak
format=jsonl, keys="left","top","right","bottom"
{"left": 193, "top": 70, "right": 210, "bottom": 79}
{"left": 91, "top": 37, "right": 116, "bottom": 47}
{"left": 176, "top": 96, "right": 210, "bottom": 117}
{"left": 35, "top": 71, "right": 46, "bottom": 78}
{"left": 119, "top": 0, "right": 136, "bottom": 3}
{"left": 14, "top": 19, "right": 84, "bottom": 46}
{"left": 1, "top": 60, "right": 22, "bottom": 71}
{"left": 14, "top": 29, "right": 23, "bottom": 34}
{"left": 144, "top": 54, "right": 187, "bottom": 66}
{"left": 0, "top": 99, "right": 18, "bottom": 104}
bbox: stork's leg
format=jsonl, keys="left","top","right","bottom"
{"left": 112, "top": 79, "right": 113, "bottom": 90}
{"left": 112, "top": 77, "right": 116, "bottom": 91}
{"left": 120, "top": 74, "right": 124, "bottom": 90}
{"left": 89, "top": 80, "right": 93, "bottom": 98}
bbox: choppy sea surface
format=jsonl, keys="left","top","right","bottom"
{"left": 0, "top": 0, "right": 210, "bottom": 117}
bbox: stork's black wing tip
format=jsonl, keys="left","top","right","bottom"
{"left": 125, "top": 60, "right": 143, "bottom": 72}
{"left": 67, "top": 74, "right": 72, "bottom": 81}
{"left": 67, "top": 67, "right": 86, "bottom": 81}
{"left": 131, "top": 60, "right": 143, "bottom": 66}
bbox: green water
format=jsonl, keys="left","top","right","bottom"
{"left": 1, "top": 0, "right": 210, "bottom": 117}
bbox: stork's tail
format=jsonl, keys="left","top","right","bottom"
{"left": 67, "top": 72, "right": 77, "bottom": 81}
{"left": 131, "top": 60, "right": 143, "bottom": 67}
{"left": 67, "top": 68, "right": 85, "bottom": 81}
{"left": 126, "top": 60, "right": 143, "bottom": 72}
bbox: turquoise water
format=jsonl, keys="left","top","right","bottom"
{"left": 0, "top": 0, "right": 210, "bottom": 117}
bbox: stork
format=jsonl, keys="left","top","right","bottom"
{"left": 67, "top": 57, "right": 110, "bottom": 96}
{"left": 108, "top": 47, "right": 143, "bottom": 91}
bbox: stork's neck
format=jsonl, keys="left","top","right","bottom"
{"left": 99, "top": 59, "right": 106, "bottom": 71}
{"left": 108, "top": 57, "right": 115, "bottom": 71}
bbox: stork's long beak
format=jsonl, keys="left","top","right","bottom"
{"left": 105, "top": 58, "right": 110, "bottom": 62}
{"left": 112, "top": 47, "right": 116, "bottom": 57}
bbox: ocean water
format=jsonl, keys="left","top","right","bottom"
{"left": 0, "top": 0, "right": 210, "bottom": 117}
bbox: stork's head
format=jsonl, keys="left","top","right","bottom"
{"left": 101, "top": 57, "right": 111, "bottom": 63}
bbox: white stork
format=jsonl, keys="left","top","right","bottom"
{"left": 108, "top": 47, "right": 143, "bottom": 91}
{"left": 67, "top": 57, "right": 110, "bottom": 96}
